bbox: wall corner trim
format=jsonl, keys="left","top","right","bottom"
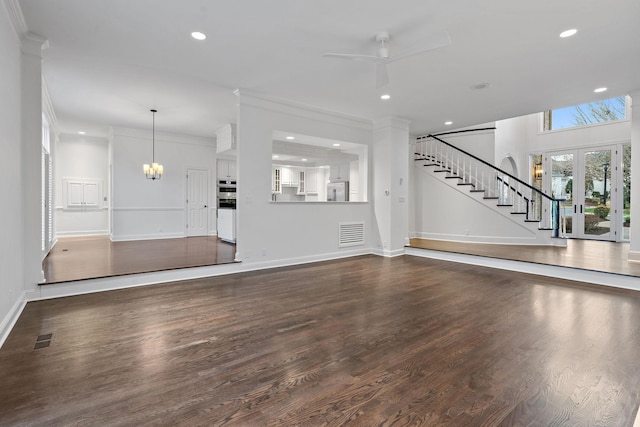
{"left": 0, "top": 291, "right": 28, "bottom": 350}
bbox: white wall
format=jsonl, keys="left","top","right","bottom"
{"left": 110, "top": 127, "right": 216, "bottom": 241}
{"left": 412, "top": 167, "right": 549, "bottom": 244}
{"left": 235, "top": 91, "right": 376, "bottom": 265}
{"left": 0, "top": 2, "right": 25, "bottom": 341}
{"left": 496, "top": 113, "right": 631, "bottom": 180}
{"left": 55, "top": 134, "right": 109, "bottom": 236}
{"left": 411, "top": 127, "right": 500, "bottom": 243}
{"left": 441, "top": 124, "right": 496, "bottom": 163}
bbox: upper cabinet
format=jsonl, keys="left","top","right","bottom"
{"left": 63, "top": 178, "right": 102, "bottom": 209}
{"left": 216, "top": 124, "right": 236, "bottom": 154}
{"left": 272, "top": 166, "right": 281, "bottom": 193}
{"left": 281, "top": 166, "right": 299, "bottom": 187}
{"left": 217, "top": 159, "right": 237, "bottom": 181}
{"left": 329, "top": 163, "right": 350, "bottom": 182}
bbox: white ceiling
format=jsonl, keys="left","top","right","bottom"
{"left": 17, "top": 0, "right": 640, "bottom": 139}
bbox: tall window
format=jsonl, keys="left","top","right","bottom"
{"left": 41, "top": 114, "right": 53, "bottom": 256}
{"left": 543, "top": 96, "right": 627, "bottom": 131}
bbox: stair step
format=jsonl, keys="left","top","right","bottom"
{"left": 470, "top": 189, "right": 485, "bottom": 193}
{"left": 423, "top": 163, "right": 439, "bottom": 167}
{"left": 511, "top": 212, "right": 527, "bottom": 215}
{"left": 525, "top": 220, "right": 540, "bottom": 223}
{"left": 445, "top": 176, "right": 462, "bottom": 179}
{"left": 484, "top": 197, "right": 499, "bottom": 200}
{"left": 497, "top": 204, "right": 513, "bottom": 207}
{"left": 538, "top": 228, "right": 554, "bottom": 231}
{"left": 457, "top": 183, "right": 475, "bottom": 187}
{"left": 434, "top": 170, "right": 450, "bottom": 173}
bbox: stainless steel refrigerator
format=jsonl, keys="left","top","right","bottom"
{"left": 327, "top": 182, "right": 349, "bottom": 202}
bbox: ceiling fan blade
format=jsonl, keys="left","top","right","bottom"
{"left": 386, "top": 31, "right": 452, "bottom": 63}
{"left": 322, "top": 53, "right": 385, "bottom": 63}
{"left": 376, "top": 63, "right": 389, "bottom": 88}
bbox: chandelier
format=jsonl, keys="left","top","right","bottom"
{"left": 143, "top": 109, "right": 163, "bottom": 180}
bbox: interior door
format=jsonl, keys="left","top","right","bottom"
{"left": 186, "top": 169, "right": 209, "bottom": 237}
{"left": 546, "top": 146, "right": 617, "bottom": 241}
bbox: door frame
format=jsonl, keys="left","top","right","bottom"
{"left": 185, "top": 168, "right": 210, "bottom": 237}
{"left": 545, "top": 144, "right": 622, "bottom": 241}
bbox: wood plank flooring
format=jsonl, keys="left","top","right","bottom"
{"left": 42, "top": 236, "right": 237, "bottom": 284}
{"left": 4, "top": 255, "right": 640, "bottom": 425}
{"left": 410, "top": 238, "right": 640, "bottom": 278}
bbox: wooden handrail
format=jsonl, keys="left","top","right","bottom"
{"left": 419, "top": 133, "right": 556, "bottom": 203}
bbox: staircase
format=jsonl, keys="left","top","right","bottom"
{"left": 414, "top": 133, "right": 563, "bottom": 244}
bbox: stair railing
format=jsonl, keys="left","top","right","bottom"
{"left": 415, "top": 132, "right": 562, "bottom": 236}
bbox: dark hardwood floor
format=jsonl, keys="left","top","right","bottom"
{"left": 42, "top": 236, "right": 237, "bottom": 284}
{"left": 4, "top": 255, "right": 640, "bottom": 425}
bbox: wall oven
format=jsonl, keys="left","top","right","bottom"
{"left": 217, "top": 180, "right": 237, "bottom": 209}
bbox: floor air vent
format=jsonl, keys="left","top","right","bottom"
{"left": 339, "top": 222, "right": 365, "bottom": 248}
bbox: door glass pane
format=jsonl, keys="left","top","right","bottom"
{"left": 551, "top": 153, "right": 574, "bottom": 235}
{"left": 583, "top": 150, "right": 611, "bottom": 237}
{"left": 623, "top": 145, "right": 631, "bottom": 240}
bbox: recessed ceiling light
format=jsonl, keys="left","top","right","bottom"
{"left": 272, "top": 155, "right": 279, "bottom": 159}
{"left": 286, "top": 136, "right": 295, "bottom": 140}
{"left": 559, "top": 29, "right": 577, "bottom": 38}
{"left": 594, "top": 87, "right": 608, "bottom": 93}
{"left": 301, "top": 158, "right": 308, "bottom": 162}
{"left": 470, "top": 83, "right": 490, "bottom": 90}
{"left": 78, "top": 131, "right": 86, "bottom": 135}
{"left": 380, "top": 94, "right": 391, "bottom": 100}
{"left": 444, "top": 121, "right": 453, "bottom": 126}
{"left": 191, "top": 31, "right": 206, "bottom": 41}
{"left": 332, "top": 143, "right": 341, "bottom": 147}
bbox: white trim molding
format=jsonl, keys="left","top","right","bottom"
{"left": 3, "top": 0, "right": 27, "bottom": 40}
{"left": 0, "top": 291, "right": 27, "bottom": 349}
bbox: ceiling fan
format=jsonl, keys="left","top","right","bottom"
{"left": 322, "top": 31, "right": 451, "bottom": 88}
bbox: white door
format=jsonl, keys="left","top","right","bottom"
{"left": 546, "top": 145, "right": 618, "bottom": 241}
{"left": 186, "top": 169, "right": 209, "bottom": 237}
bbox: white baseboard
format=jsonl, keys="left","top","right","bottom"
{"left": 34, "top": 247, "right": 378, "bottom": 301}
{"left": 0, "top": 291, "right": 27, "bottom": 349}
{"left": 55, "top": 230, "right": 109, "bottom": 237}
{"left": 405, "top": 247, "right": 640, "bottom": 291}
{"left": 412, "top": 232, "right": 559, "bottom": 246}
{"left": 110, "top": 232, "right": 185, "bottom": 242}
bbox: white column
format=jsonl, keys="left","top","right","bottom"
{"left": 21, "top": 32, "right": 48, "bottom": 289}
{"left": 373, "top": 117, "right": 410, "bottom": 257}
{"left": 629, "top": 91, "right": 640, "bottom": 262}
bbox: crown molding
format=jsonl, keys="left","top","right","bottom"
{"left": 3, "top": 1, "right": 49, "bottom": 55}
{"left": 373, "top": 116, "right": 411, "bottom": 132}
{"left": 21, "top": 31, "right": 48, "bottom": 56}
{"left": 3, "top": 0, "right": 27, "bottom": 41}
{"left": 234, "top": 88, "right": 372, "bottom": 131}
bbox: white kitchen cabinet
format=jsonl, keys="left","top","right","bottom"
{"left": 217, "top": 208, "right": 236, "bottom": 243}
{"left": 64, "top": 178, "right": 101, "bottom": 208}
{"left": 281, "top": 166, "right": 299, "bottom": 186}
{"left": 272, "top": 166, "right": 281, "bottom": 193}
{"left": 215, "top": 124, "right": 236, "bottom": 154}
{"left": 304, "top": 168, "right": 319, "bottom": 193}
{"left": 329, "top": 163, "right": 350, "bottom": 181}
{"left": 297, "top": 170, "right": 305, "bottom": 194}
{"left": 217, "top": 159, "right": 237, "bottom": 181}
{"left": 349, "top": 160, "right": 359, "bottom": 201}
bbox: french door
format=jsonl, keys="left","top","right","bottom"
{"left": 546, "top": 146, "right": 620, "bottom": 241}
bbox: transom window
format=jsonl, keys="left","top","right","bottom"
{"left": 543, "top": 96, "right": 627, "bottom": 131}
